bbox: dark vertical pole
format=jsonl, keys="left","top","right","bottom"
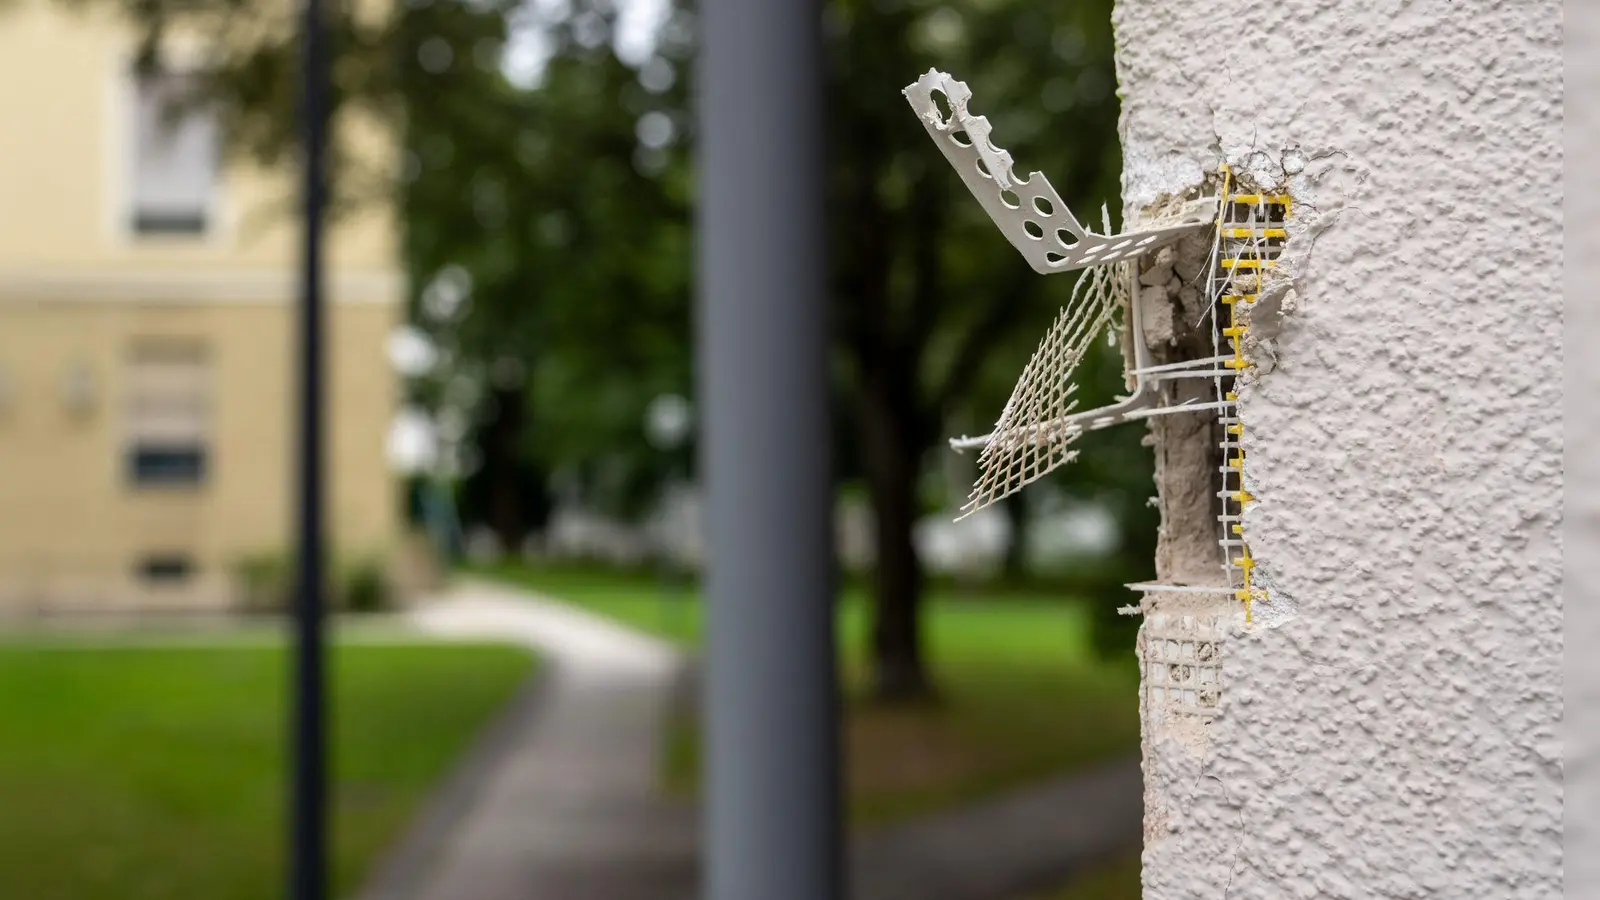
{"left": 696, "top": 0, "right": 840, "bottom": 897}
{"left": 292, "top": 0, "right": 328, "bottom": 896}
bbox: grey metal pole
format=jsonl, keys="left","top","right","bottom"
{"left": 695, "top": 0, "right": 840, "bottom": 896}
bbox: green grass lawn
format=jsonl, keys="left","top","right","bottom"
{"left": 0, "top": 639, "right": 534, "bottom": 900}
{"left": 476, "top": 562, "right": 1139, "bottom": 827}
{"left": 470, "top": 562, "right": 1119, "bottom": 662}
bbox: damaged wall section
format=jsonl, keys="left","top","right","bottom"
{"left": 1114, "top": 0, "right": 1562, "bottom": 898}
{"left": 1129, "top": 169, "right": 1291, "bottom": 777}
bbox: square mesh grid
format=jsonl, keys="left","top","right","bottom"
{"left": 957, "top": 259, "right": 1130, "bottom": 519}
{"left": 1142, "top": 612, "right": 1226, "bottom": 722}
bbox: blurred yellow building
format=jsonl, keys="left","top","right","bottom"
{"left": 0, "top": 1, "right": 402, "bottom": 612}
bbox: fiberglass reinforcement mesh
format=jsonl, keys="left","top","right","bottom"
{"left": 959, "top": 258, "right": 1131, "bottom": 519}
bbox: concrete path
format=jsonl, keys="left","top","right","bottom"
{"left": 359, "top": 578, "right": 1142, "bottom": 900}
{"left": 361, "top": 579, "right": 696, "bottom": 900}
{"left": 850, "top": 757, "right": 1143, "bottom": 900}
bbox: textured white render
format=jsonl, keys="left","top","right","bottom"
{"left": 1565, "top": 5, "right": 1597, "bottom": 896}
{"left": 1112, "top": 1, "right": 1563, "bottom": 897}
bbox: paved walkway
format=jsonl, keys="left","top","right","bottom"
{"left": 850, "top": 757, "right": 1143, "bottom": 899}
{"left": 362, "top": 579, "right": 696, "bottom": 900}
{"left": 359, "top": 579, "right": 1141, "bottom": 900}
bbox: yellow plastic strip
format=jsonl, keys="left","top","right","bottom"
{"left": 1214, "top": 164, "right": 1293, "bottom": 626}
{"left": 1229, "top": 194, "right": 1291, "bottom": 206}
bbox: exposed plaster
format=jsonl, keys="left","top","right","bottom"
{"left": 1127, "top": 207, "right": 1232, "bottom": 766}
{"left": 1115, "top": 0, "right": 1562, "bottom": 897}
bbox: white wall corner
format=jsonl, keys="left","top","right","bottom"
{"left": 1116, "top": 0, "right": 1563, "bottom": 897}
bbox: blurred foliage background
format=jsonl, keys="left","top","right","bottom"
{"left": 77, "top": 0, "right": 1152, "bottom": 700}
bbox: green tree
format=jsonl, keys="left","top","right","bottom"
{"left": 397, "top": 8, "right": 697, "bottom": 543}
{"left": 63, "top": 0, "right": 1140, "bottom": 700}
{"left": 823, "top": 0, "right": 1128, "bottom": 698}
{"left": 55, "top": 0, "right": 697, "bottom": 547}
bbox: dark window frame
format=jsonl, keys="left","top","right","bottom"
{"left": 127, "top": 443, "right": 208, "bottom": 487}
{"left": 137, "top": 554, "right": 195, "bottom": 584}
{"left": 131, "top": 210, "right": 208, "bottom": 236}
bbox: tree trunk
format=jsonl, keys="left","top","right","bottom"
{"left": 833, "top": 122, "right": 941, "bottom": 703}
{"left": 1001, "top": 489, "right": 1030, "bottom": 581}
{"left": 481, "top": 384, "right": 527, "bottom": 555}
{"left": 859, "top": 375, "right": 933, "bottom": 703}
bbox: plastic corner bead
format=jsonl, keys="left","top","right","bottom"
{"left": 903, "top": 69, "right": 1215, "bottom": 275}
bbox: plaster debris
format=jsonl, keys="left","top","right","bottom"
{"left": 1140, "top": 285, "right": 1176, "bottom": 344}
{"left": 1243, "top": 283, "right": 1293, "bottom": 342}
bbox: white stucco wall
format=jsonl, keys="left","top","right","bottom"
{"left": 1113, "top": 1, "right": 1563, "bottom": 897}
{"left": 1568, "top": 5, "right": 1598, "bottom": 895}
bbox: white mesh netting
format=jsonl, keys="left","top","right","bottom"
{"left": 958, "top": 257, "right": 1132, "bottom": 520}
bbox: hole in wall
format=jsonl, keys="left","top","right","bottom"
{"left": 1023, "top": 220, "right": 1044, "bottom": 240}
{"left": 1033, "top": 196, "right": 1055, "bottom": 217}
{"left": 1056, "top": 229, "right": 1080, "bottom": 248}
{"left": 949, "top": 130, "right": 971, "bottom": 147}
{"left": 999, "top": 190, "right": 1020, "bottom": 209}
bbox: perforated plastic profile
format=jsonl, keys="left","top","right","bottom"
{"left": 903, "top": 69, "right": 1216, "bottom": 274}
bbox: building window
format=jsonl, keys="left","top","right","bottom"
{"left": 125, "top": 340, "right": 211, "bottom": 488}
{"left": 138, "top": 554, "right": 195, "bottom": 584}
{"left": 130, "top": 69, "right": 218, "bottom": 236}
{"left": 130, "top": 446, "right": 206, "bottom": 483}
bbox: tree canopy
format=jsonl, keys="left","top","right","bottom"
{"left": 66, "top": 0, "right": 1151, "bottom": 694}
